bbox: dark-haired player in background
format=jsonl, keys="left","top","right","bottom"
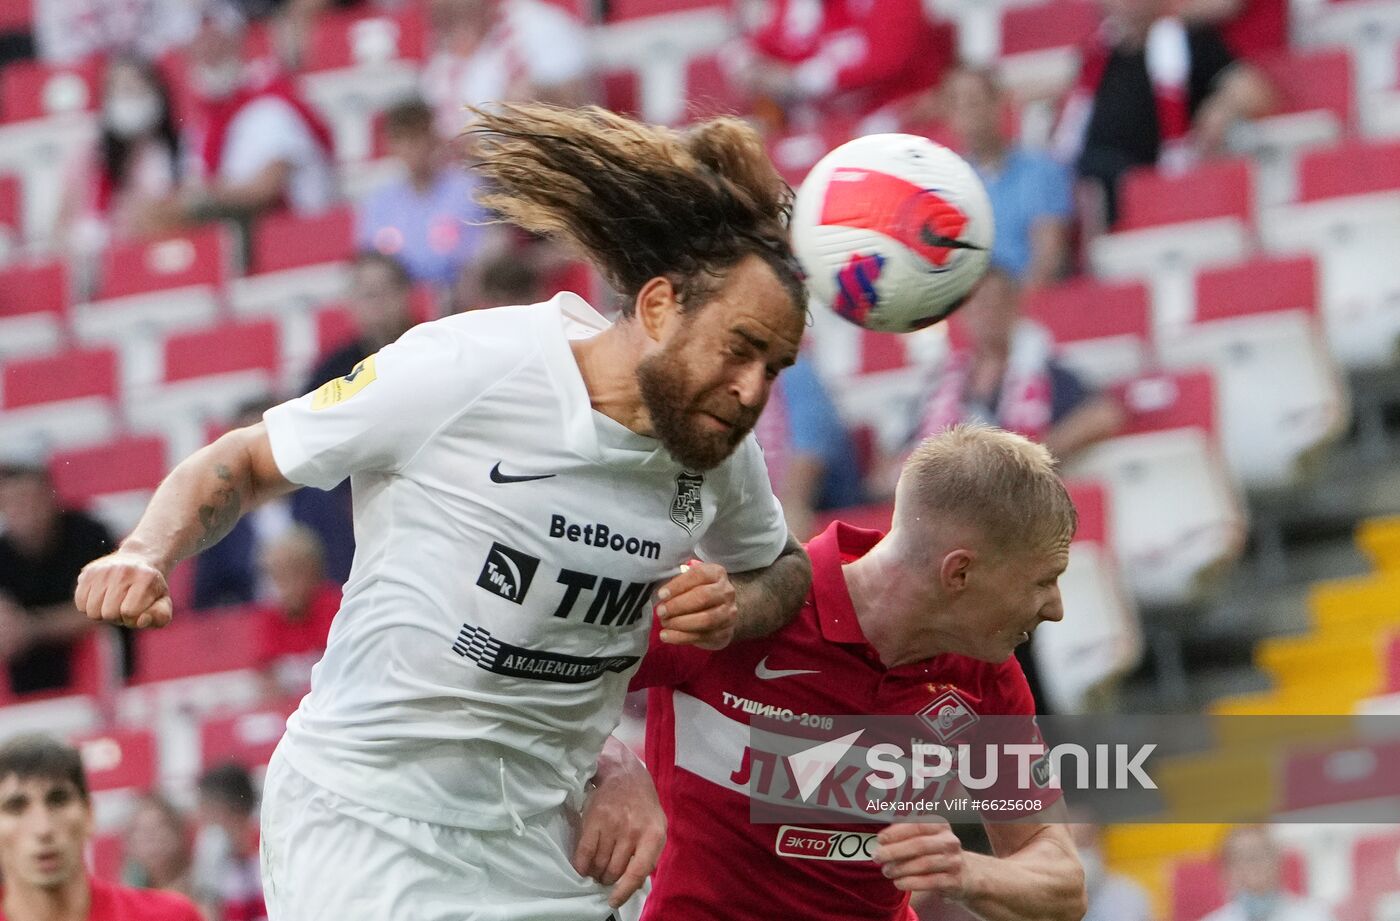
{"left": 0, "top": 735, "right": 203, "bottom": 921}
{"left": 632, "top": 425, "right": 1086, "bottom": 921}
{"left": 75, "top": 104, "right": 813, "bottom": 920}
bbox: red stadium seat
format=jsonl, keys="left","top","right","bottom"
{"left": 315, "top": 304, "right": 359, "bottom": 355}
{"left": 606, "top": 0, "right": 723, "bottom": 22}
{"left": 1255, "top": 48, "right": 1355, "bottom": 129}
{"left": 683, "top": 55, "right": 744, "bottom": 121}
{"left": 251, "top": 207, "right": 355, "bottom": 274}
{"left": 1025, "top": 278, "right": 1152, "bottom": 386}
{"left": 1064, "top": 480, "right": 1108, "bottom": 545}
{"left": 0, "top": 0, "right": 32, "bottom": 31}
{"left": 73, "top": 729, "right": 158, "bottom": 794}
{"left": 304, "top": 8, "right": 428, "bottom": 71}
{"left": 1352, "top": 830, "right": 1400, "bottom": 893}
{"left": 0, "top": 258, "right": 69, "bottom": 357}
{"left": 1171, "top": 850, "right": 1307, "bottom": 921}
{"left": 857, "top": 332, "right": 910, "bottom": 376}
{"left": 1118, "top": 159, "right": 1254, "bottom": 231}
{"left": 2, "top": 347, "right": 119, "bottom": 409}
{"left": 999, "top": 0, "right": 1100, "bottom": 55}
{"left": 1194, "top": 255, "right": 1317, "bottom": 322}
{"left": 1385, "top": 632, "right": 1400, "bottom": 694}
{"left": 96, "top": 228, "right": 229, "bottom": 301}
{"left": 0, "top": 172, "right": 21, "bottom": 239}
{"left": 48, "top": 436, "right": 168, "bottom": 508}
{"left": 1298, "top": 139, "right": 1400, "bottom": 202}
{"left": 163, "top": 320, "right": 281, "bottom": 383}
{"left": 1279, "top": 738, "right": 1400, "bottom": 814}
{"left": 133, "top": 606, "right": 263, "bottom": 684}
{"left": 199, "top": 701, "right": 298, "bottom": 771}
{"left": 1114, "top": 371, "right": 1217, "bottom": 436}
{"left": 0, "top": 58, "right": 101, "bottom": 123}
{"left": 602, "top": 69, "right": 641, "bottom": 118}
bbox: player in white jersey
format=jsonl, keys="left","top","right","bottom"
{"left": 74, "top": 104, "right": 814, "bottom": 921}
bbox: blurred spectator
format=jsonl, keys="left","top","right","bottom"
{"left": 192, "top": 400, "right": 294, "bottom": 609}
{"left": 253, "top": 525, "right": 340, "bottom": 700}
{"left": 916, "top": 269, "right": 1125, "bottom": 464}
{"left": 723, "top": 0, "right": 949, "bottom": 129}
{"left": 143, "top": 2, "right": 336, "bottom": 233}
{"left": 357, "top": 97, "right": 489, "bottom": 289}
{"left": 421, "top": 0, "right": 591, "bottom": 137}
{"left": 1202, "top": 827, "right": 1336, "bottom": 921}
{"left": 291, "top": 251, "right": 418, "bottom": 585}
{"left": 0, "top": 454, "right": 123, "bottom": 696}
{"left": 752, "top": 352, "right": 864, "bottom": 541}
{"left": 36, "top": 0, "right": 198, "bottom": 65}
{"left": 1070, "top": 819, "right": 1154, "bottom": 921}
{"left": 945, "top": 68, "right": 1072, "bottom": 292}
{"left": 123, "top": 794, "right": 198, "bottom": 904}
{"left": 59, "top": 56, "right": 184, "bottom": 256}
{"left": 192, "top": 764, "right": 265, "bottom": 921}
{"left": 0, "top": 735, "right": 204, "bottom": 921}
{"left": 1052, "top": 0, "right": 1273, "bottom": 229}
{"left": 450, "top": 245, "right": 546, "bottom": 312}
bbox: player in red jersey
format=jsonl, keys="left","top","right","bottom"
{"left": 633, "top": 424, "right": 1087, "bottom": 921}
{"left": 0, "top": 734, "right": 203, "bottom": 921}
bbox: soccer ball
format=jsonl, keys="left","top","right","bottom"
{"left": 791, "top": 134, "right": 996, "bottom": 334}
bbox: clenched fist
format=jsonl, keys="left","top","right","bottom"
{"left": 654, "top": 560, "right": 737, "bottom": 651}
{"left": 75, "top": 552, "right": 173, "bottom": 630}
{"left": 873, "top": 821, "right": 969, "bottom": 898}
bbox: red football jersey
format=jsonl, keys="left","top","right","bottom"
{"left": 0, "top": 878, "right": 203, "bottom": 921}
{"left": 631, "top": 522, "right": 1057, "bottom": 921}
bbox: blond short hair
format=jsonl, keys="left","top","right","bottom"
{"left": 896, "top": 424, "right": 1076, "bottom": 552}
{"left": 262, "top": 523, "right": 326, "bottom": 574}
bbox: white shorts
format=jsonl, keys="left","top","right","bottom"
{"left": 260, "top": 747, "right": 638, "bottom": 921}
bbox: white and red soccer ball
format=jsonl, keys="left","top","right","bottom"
{"left": 791, "top": 134, "right": 996, "bottom": 334}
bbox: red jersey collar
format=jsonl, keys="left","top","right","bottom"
{"left": 807, "top": 520, "right": 884, "bottom": 646}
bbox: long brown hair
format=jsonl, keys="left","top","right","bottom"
{"left": 466, "top": 104, "right": 805, "bottom": 315}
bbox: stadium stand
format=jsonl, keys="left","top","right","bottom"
{"left": 1, "top": 0, "right": 1399, "bottom": 916}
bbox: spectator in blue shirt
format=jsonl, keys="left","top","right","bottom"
{"left": 357, "top": 97, "right": 489, "bottom": 290}
{"left": 753, "top": 353, "right": 864, "bottom": 540}
{"left": 946, "top": 68, "right": 1073, "bottom": 291}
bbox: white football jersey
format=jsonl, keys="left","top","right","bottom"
{"left": 263, "top": 293, "right": 788, "bottom": 829}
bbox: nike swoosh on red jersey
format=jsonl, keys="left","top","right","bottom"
{"left": 754, "top": 656, "right": 821, "bottom": 680}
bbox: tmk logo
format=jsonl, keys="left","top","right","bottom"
{"left": 476, "top": 542, "right": 540, "bottom": 605}
{"left": 833, "top": 252, "right": 885, "bottom": 325}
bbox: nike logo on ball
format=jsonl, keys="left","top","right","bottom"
{"left": 489, "top": 463, "right": 557, "bottom": 484}
{"left": 755, "top": 656, "right": 820, "bottom": 680}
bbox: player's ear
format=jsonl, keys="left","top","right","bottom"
{"left": 939, "top": 549, "right": 973, "bottom": 593}
{"left": 635, "top": 276, "right": 681, "bottom": 343}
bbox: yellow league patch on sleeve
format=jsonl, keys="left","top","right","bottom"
{"left": 311, "top": 353, "right": 378, "bottom": 411}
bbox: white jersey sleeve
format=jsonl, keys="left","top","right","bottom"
{"left": 696, "top": 435, "right": 789, "bottom": 573}
{"left": 263, "top": 317, "right": 528, "bottom": 490}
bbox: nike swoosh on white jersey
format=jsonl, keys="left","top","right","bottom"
{"left": 754, "top": 656, "right": 820, "bottom": 680}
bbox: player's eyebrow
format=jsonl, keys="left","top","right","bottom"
{"left": 734, "top": 328, "right": 769, "bottom": 353}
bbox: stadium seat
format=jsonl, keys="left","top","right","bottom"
{"left": 0, "top": 347, "right": 120, "bottom": 452}
{"left": 299, "top": 64, "right": 420, "bottom": 164}
{"left": 1155, "top": 255, "right": 1348, "bottom": 489}
{"left": 1260, "top": 145, "right": 1400, "bottom": 369}
{"left": 230, "top": 208, "right": 353, "bottom": 319}
{"left": 1024, "top": 278, "right": 1153, "bottom": 386}
{"left": 1171, "top": 849, "right": 1308, "bottom": 921}
{"left": 997, "top": 0, "right": 1100, "bottom": 95}
{"left": 132, "top": 606, "right": 263, "bottom": 684}
{"left": 72, "top": 229, "right": 230, "bottom": 357}
{"left": 1351, "top": 830, "right": 1400, "bottom": 894}
{"left": 1257, "top": 47, "right": 1355, "bottom": 129}
{"left": 0, "top": 0, "right": 31, "bottom": 30}
{"left": 124, "top": 321, "right": 281, "bottom": 461}
{"left": 0, "top": 258, "right": 69, "bottom": 358}
{"left": 0, "top": 58, "right": 101, "bottom": 123}
{"left": 1033, "top": 479, "right": 1142, "bottom": 713}
{"left": 0, "top": 171, "right": 20, "bottom": 253}
{"left": 74, "top": 729, "right": 158, "bottom": 794}
{"left": 1279, "top": 738, "right": 1400, "bottom": 817}
{"left": 199, "top": 701, "right": 298, "bottom": 772}
{"left": 304, "top": 7, "right": 428, "bottom": 71}
{"left": 1091, "top": 161, "right": 1254, "bottom": 330}
{"left": 1239, "top": 45, "right": 1354, "bottom": 200}
{"left": 48, "top": 436, "right": 168, "bottom": 537}
{"left": 1065, "top": 372, "right": 1247, "bottom": 606}
{"left": 681, "top": 54, "right": 745, "bottom": 121}
{"left": 591, "top": 9, "right": 732, "bottom": 125}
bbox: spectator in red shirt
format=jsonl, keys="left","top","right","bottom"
{"left": 253, "top": 524, "right": 340, "bottom": 700}
{"left": 191, "top": 765, "right": 264, "bottom": 921}
{"left": 725, "top": 0, "right": 950, "bottom": 128}
{"left": 0, "top": 734, "right": 203, "bottom": 921}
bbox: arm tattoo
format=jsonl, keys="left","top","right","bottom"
{"left": 731, "top": 534, "right": 813, "bottom": 642}
{"left": 196, "top": 464, "right": 243, "bottom": 549}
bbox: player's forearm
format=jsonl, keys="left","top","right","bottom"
{"left": 957, "top": 832, "right": 1086, "bottom": 921}
{"left": 121, "top": 430, "right": 279, "bottom": 574}
{"left": 730, "top": 534, "right": 812, "bottom": 641}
